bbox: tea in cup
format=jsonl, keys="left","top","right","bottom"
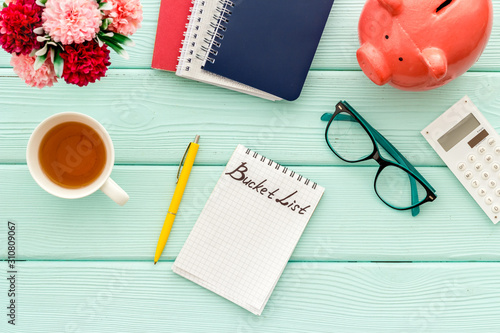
{"left": 27, "top": 112, "right": 129, "bottom": 205}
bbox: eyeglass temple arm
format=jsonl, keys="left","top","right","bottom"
{"left": 344, "top": 102, "right": 432, "bottom": 191}
{"left": 364, "top": 124, "right": 422, "bottom": 217}
{"left": 322, "top": 112, "right": 435, "bottom": 192}
{"left": 357, "top": 119, "right": 423, "bottom": 217}
{"left": 321, "top": 112, "right": 428, "bottom": 217}
{"left": 366, "top": 123, "right": 435, "bottom": 192}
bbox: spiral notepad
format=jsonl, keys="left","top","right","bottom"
{"left": 175, "top": 0, "right": 280, "bottom": 101}
{"left": 201, "top": 0, "right": 334, "bottom": 101}
{"left": 172, "top": 145, "right": 325, "bottom": 315}
{"left": 151, "top": 0, "right": 192, "bottom": 72}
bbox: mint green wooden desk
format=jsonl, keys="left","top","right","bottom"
{"left": 2, "top": 1, "right": 500, "bottom": 332}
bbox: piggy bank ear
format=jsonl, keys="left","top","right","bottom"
{"left": 357, "top": 43, "right": 392, "bottom": 86}
{"left": 422, "top": 48, "right": 447, "bottom": 80}
{"left": 378, "top": 0, "right": 403, "bottom": 15}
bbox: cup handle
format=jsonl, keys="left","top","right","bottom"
{"left": 100, "top": 178, "right": 129, "bottom": 206}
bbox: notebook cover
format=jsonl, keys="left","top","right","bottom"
{"left": 202, "top": 0, "right": 334, "bottom": 101}
{"left": 151, "top": 0, "right": 191, "bottom": 71}
{"left": 172, "top": 145, "right": 325, "bottom": 315}
{"left": 175, "top": 0, "right": 281, "bottom": 100}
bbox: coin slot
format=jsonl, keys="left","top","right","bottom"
{"left": 436, "top": 0, "right": 452, "bottom": 13}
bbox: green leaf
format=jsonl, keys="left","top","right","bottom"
{"left": 35, "top": 43, "right": 48, "bottom": 56}
{"left": 3, "top": 2, "right": 7, "bottom": 8}
{"left": 49, "top": 47, "right": 54, "bottom": 63}
{"left": 101, "top": 18, "right": 112, "bottom": 30}
{"left": 96, "top": 36, "right": 104, "bottom": 48}
{"left": 100, "top": 36, "right": 129, "bottom": 60}
{"left": 34, "top": 54, "right": 47, "bottom": 71}
{"left": 33, "top": 27, "right": 45, "bottom": 35}
{"left": 53, "top": 48, "right": 64, "bottom": 78}
{"left": 99, "top": 2, "right": 112, "bottom": 10}
{"left": 98, "top": 31, "right": 114, "bottom": 38}
{"left": 109, "top": 32, "right": 135, "bottom": 47}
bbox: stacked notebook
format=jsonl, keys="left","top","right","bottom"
{"left": 173, "top": 145, "right": 325, "bottom": 314}
{"left": 152, "top": 0, "right": 335, "bottom": 101}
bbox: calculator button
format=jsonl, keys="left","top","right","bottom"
{"left": 489, "top": 180, "right": 497, "bottom": 188}
{"left": 495, "top": 188, "right": 500, "bottom": 197}
{"left": 475, "top": 163, "right": 483, "bottom": 171}
{"left": 495, "top": 147, "right": 500, "bottom": 155}
{"left": 471, "top": 179, "right": 480, "bottom": 188}
{"left": 479, "top": 188, "right": 487, "bottom": 197}
{"left": 468, "top": 155, "right": 477, "bottom": 163}
{"left": 478, "top": 146, "right": 487, "bottom": 154}
{"left": 493, "top": 163, "right": 500, "bottom": 172}
{"left": 492, "top": 205, "right": 500, "bottom": 213}
{"left": 481, "top": 171, "right": 490, "bottom": 180}
{"left": 485, "top": 197, "right": 493, "bottom": 205}
{"left": 485, "top": 155, "right": 493, "bottom": 163}
{"left": 488, "top": 138, "right": 496, "bottom": 146}
{"left": 457, "top": 162, "right": 466, "bottom": 171}
{"left": 464, "top": 170, "right": 474, "bottom": 180}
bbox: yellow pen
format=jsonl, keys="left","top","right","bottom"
{"left": 154, "top": 135, "right": 200, "bottom": 264}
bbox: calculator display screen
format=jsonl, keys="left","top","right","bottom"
{"left": 438, "top": 113, "right": 480, "bottom": 152}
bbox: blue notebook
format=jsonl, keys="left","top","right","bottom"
{"left": 201, "top": 0, "right": 334, "bottom": 101}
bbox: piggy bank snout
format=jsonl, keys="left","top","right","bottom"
{"left": 356, "top": 43, "right": 392, "bottom": 86}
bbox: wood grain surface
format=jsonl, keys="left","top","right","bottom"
{"left": 2, "top": 70, "right": 500, "bottom": 166}
{"left": 1, "top": 165, "right": 499, "bottom": 262}
{"left": 2, "top": 262, "right": 500, "bottom": 333}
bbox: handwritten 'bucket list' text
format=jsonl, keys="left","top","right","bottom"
{"left": 225, "top": 162, "right": 310, "bottom": 215}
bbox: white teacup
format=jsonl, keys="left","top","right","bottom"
{"left": 26, "top": 112, "right": 129, "bottom": 206}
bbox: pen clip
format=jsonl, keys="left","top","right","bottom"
{"left": 176, "top": 135, "right": 200, "bottom": 183}
{"left": 176, "top": 142, "right": 192, "bottom": 184}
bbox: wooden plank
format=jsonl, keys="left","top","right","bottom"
{"left": 2, "top": 164, "right": 500, "bottom": 261}
{"left": 2, "top": 261, "right": 500, "bottom": 332}
{"left": 2, "top": 69, "right": 500, "bottom": 166}
{"left": 0, "top": 0, "right": 499, "bottom": 71}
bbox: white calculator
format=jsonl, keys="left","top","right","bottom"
{"left": 422, "top": 96, "right": 500, "bottom": 224}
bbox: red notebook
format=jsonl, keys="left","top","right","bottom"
{"left": 151, "top": 0, "right": 191, "bottom": 71}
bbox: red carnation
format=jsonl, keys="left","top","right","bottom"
{"left": 0, "top": 0, "right": 43, "bottom": 55}
{"left": 59, "top": 41, "right": 111, "bottom": 87}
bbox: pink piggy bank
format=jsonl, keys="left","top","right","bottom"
{"left": 357, "top": 0, "right": 493, "bottom": 91}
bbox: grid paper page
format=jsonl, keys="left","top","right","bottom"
{"left": 172, "top": 145, "right": 325, "bottom": 315}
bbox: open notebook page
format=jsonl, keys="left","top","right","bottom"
{"left": 173, "top": 145, "right": 325, "bottom": 314}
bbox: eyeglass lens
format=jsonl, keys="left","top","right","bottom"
{"left": 327, "top": 111, "right": 429, "bottom": 210}
{"left": 376, "top": 165, "right": 428, "bottom": 209}
{"left": 327, "top": 111, "right": 373, "bottom": 162}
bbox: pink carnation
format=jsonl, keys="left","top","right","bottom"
{"left": 10, "top": 54, "right": 58, "bottom": 88}
{"left": 42, "top": 0, "right": 102, "bottom": 45}
{"left": 103, "top": 0, "right": 142, "bottom": 36}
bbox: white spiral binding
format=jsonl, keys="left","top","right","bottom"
{"left": 177, "top": 0, "right": 207, "bottom": 72}
{"left": 244, "top": 149, "right": 318, "bottom": 189}
{"left": 195, "top": 0, "right": 234, "bottom": 65}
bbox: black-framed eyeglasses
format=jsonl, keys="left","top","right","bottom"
{"left": 321, "top": 101, "right": 437, "bottom": 216}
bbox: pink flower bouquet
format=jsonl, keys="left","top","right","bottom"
{"left": 0, "top": 0, "right": 142, "bottom": 88}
